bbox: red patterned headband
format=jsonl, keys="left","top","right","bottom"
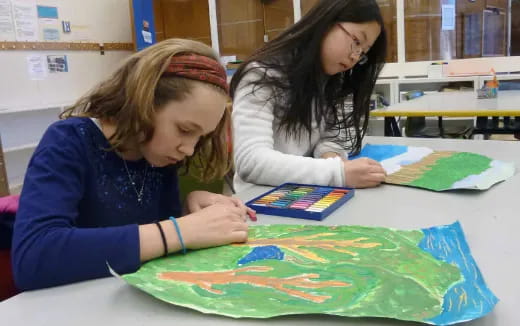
{"left": 165, "top": 54, "right": 229, "bottom": 94}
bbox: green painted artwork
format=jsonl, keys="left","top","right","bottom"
{"left": 119, "top": 222, "right": 497, "bottom": 325}
{"left": 352, "top": 144, "right": 515, "bottom": 191}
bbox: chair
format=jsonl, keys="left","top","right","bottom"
{"left": 0, "top": 134, "right": 19, "bottom": 300}
{"left": 0, "top": 247, "right": 17, "bottom": 301}
{"left": 405, "top": 117, "right": 473, "bottom": 139}
{"left": 0, "top": 134, "right": 8, "bottom": 197}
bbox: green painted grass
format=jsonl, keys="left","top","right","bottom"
{"left": 122, "top": 225, "right": 461, "bottom": 322}
{"left": 407, "top": 152, "right": 492, "bottom": 191}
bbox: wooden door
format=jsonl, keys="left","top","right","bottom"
{"left": 217, "top": 0, "right": 264, "bottom": 60}
{"left": 486, "top": 0, "right": 508, "bottom": 9}
{"left": 512, "top": 0, "right": 520, "bottom": 56}
{"left": 263, "top": 0, "right": 294, "bottom": 42}
{"left": 301, "top": 0, "right": 319, "bottom": 16}
{"left": 377, "top": 0, "right": 397, "bottom": 62}
{"left": 405, "top": 0, "right": 457, "bottom": 62}
{"left": 154, "top": 0, "right": 211, "bottom": 46}
{"left": 217, "top": 0, "right": 293, "bottom": 60}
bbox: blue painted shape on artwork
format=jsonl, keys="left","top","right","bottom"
{"left": 238, "top": 246, "right": 284, "bottom": 265}
{"left": 350, "top": 144, "right": 408, "bottom": 162}
{"left": 419, "top": 222, "right": 498, "bottom": 325}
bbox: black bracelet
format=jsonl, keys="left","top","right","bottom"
{"left": 155, "top": 221, "right": 168, "bottom": 257}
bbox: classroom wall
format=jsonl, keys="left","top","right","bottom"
{"left": 0, "top": 0, "right": 134, "bottom": 192}
{"left": 0, "top": 0, "right": 133, "bottom": 109}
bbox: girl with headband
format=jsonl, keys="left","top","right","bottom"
{"left": 12, "top": 39, "right": 254, "bottom": 290}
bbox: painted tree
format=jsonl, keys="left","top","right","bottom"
{"left": 158, "top": 266, "right": 350, "bottom": 303}
{"left": 236, "top": 233, "right": 381, "bottom": 262}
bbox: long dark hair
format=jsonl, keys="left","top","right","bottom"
{"left": 230, "top": 0, "right": 387, "bottom": 155}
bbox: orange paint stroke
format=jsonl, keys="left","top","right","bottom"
{"left": 236, "top": 233, "right": 381, "bottom": 262}
{"left": 158, "top": 266, "right": 350, "bottom": 303}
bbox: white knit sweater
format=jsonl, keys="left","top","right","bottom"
{"left": 232, "top": 65, "right": 347, "bottom": 192}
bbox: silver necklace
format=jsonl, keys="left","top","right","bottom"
{"left": 122, "top": 159, "right": 149, "bottom": 203}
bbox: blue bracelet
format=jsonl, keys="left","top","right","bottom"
{"left": 169, "top": 216, "right": 187, "bottom": 254}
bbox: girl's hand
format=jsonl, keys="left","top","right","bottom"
{"left": 343, "top": 158, "right": 386, "bottom": 188}
{"left": 177, "top": 203, "right": 249, "bottom": 249}
{"left": 185, "top": 191, "right": 255, "bottom": 220}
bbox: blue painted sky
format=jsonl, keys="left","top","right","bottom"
{"left": 351, "top": 144, "right": 408, "bottom": 162}
{"left": 419, "top": 222, "right": 498, "bottom": 325}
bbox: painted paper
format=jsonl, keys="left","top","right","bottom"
{"left": 120, "top": 222, "right": 497, "bottom": 325}
{"left": 352, "top": 144, "right": 515, "bottom": 191}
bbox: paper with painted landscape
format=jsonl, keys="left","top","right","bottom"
{"left": 120, "top": 223, "right": 497, "bottom": 325}
{"left": 353, "top": 144, "right": 515, "bottom": 191}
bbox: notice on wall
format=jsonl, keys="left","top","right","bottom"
{"left": 441, "top": 4, "right": 456, "bottom": 31}
{"left": 37, "top": 5, "right": 60, "bottom": 41}
{"left": 141, "top": 30, "right": 152, "bottom": 44}
{"left": 0, "top": 0, "right": 16, "bottom": 41}
{"left": 27, "top": 54, "right": 47, "bottom": 80}
{"left": 72, "top": 24, "right": 90, "bottom": 41}
{"left": 40, "top": 17, "right": 60, "bottom": 40}
{"left": 47, "top": 54, "right": 68, "bottom": 73}
{"left": 12, "top": 0, "right": 38, "bottom": 41}
{"left": 36, "top": 5, "right": 58, "bottom": 19}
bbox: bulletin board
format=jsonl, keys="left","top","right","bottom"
{"left": 0, "top": 0, "right": 135, "bottom": 108}
{"left": 0, "top": 0, "right": 133, "bottom": 52}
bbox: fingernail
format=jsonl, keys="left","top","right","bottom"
{"left": 247, "top": 211, "right": 257, "bottom": 222}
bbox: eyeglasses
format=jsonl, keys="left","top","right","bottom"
{"left": 337, "top": 24, "right": 369, "bottom": 66}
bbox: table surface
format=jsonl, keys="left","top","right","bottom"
{"left": 2, "top": 136, "right": 519, "bottom": 326}
{"left": 371, "top": 91, "right": 520, "bottom": 117}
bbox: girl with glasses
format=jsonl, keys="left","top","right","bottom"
{"left": 231, "top": 0, "right": 388, "bottom": 191}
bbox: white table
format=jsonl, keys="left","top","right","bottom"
{"left": 2, "top": 136, "right": 519, "bottom": 326}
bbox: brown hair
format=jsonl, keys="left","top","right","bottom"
{"left": 61, "top": 39, "right": 231, "bottom": 182}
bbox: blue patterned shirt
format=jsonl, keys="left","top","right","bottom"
{"left": 12, "top": 117, "right": 182, "bottom": 290}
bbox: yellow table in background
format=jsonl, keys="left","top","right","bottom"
{"left": 370, "top": 90, "right": 520, "bottom": 137}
